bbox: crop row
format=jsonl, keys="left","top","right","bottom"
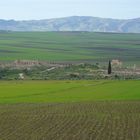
{"left": 0, "top": 101, "right": 140, "bottom": 140}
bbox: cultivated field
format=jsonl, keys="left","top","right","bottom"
{"left": 0, "top": 102, "right": 140, "bottom": 140}
{"left": 0, "top": 32, "right": 140, "bottom": 65}
{"left": 0, "top": 80, "right": 140, "bottom": 140}
{"left": 0, "top": 80, "right": 140, "bottom": 103}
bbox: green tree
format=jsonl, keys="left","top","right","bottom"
{"left": 108, "top": 60, "right": 112, "bottom": 74}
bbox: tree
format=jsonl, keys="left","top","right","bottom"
{"left": 108, "top": 60, "right": 112, "bottom": 74}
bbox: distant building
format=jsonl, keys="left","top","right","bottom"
{"left": 111, "top": 60, "right": 122, "bottom": 68}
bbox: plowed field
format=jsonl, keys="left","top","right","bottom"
{"left": 0, "top": 102, "right": 140, "bottom": 140}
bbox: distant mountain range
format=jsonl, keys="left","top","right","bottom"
{"left": 0, "top": 16, "right": 140, "bottom": 33}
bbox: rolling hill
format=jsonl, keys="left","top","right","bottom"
{"left": 0, "top": 16, "right": 140, "bottom": 33}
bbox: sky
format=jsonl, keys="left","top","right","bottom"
{"left": 0, "top": 0, "right": 139, "bottom": 20}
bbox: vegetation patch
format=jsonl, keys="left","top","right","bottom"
{"left": 0, "top": 80, "right": 139, "bottom": 103}
{"left": 0, "top": 32, "right": 140, "bottom": 66}
{"left": 0, "top": 101, "right": 140, "bottom": 140}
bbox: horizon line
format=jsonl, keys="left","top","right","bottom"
{"left": 0, "top": 16, "right": 140, "bottom": 21}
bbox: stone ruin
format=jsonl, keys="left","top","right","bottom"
{"left": 14, "top": 60, "right": 40, "bottom": 68}
{"left": 111, "top": 59, "right": 122, "bottom": 68}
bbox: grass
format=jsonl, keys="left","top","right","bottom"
{"left": 0, "top": 80, "right": 140, "bottom": 103}
{"left": 0, "top": 32, "right": 140, "bottom": 65}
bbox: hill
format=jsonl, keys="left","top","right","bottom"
{"left": 0, "top": 16, "right": 140, "bottom": 33}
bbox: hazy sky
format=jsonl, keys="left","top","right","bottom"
{"left": 0, "top": 0, "right": 139, "bottom": 20}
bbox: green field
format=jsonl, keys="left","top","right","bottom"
{"left": 0, "top": 30, "right": 140, "bottom": 140}
{"left": 0, "top": 80, "right": 139, "bottom": 103}
{"left": 0, "top": 101, "right": 140, "bottom": 140}
{"left": 0, "top": 32, "right": 140, "bottom": 65}
{"left": 0, "top": 80, "right": 140, "bottom": 140}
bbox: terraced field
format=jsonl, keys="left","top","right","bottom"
{"left": 0, "top": 102, "right": 140, "bottom": 140}
{"left": 0, "top": 32, "right": 140, "bottom": 65}
{"left": 0, "top": 80, "right": 140, "bottom": 140}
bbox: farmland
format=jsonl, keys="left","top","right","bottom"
{"left": 0, "top": 80, "right": 140, "bottom": 103}
{"left": 0, "top": 101, "right": 140, "bottom": 140}
{"left": 0, "top": 31, "right": 140, "bottom": 140}
{"left": 0, "top": 80, "right": 140, "bottom": 140}
{"left": 0, "top": 32, "right": 140, "bottom": 65}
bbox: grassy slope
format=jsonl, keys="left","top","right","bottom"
{"left": 0, "top": 80, "right": 139, "bottom": 103}
{"left": 0, "top": 32, "right": 140, "bottom": 65}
